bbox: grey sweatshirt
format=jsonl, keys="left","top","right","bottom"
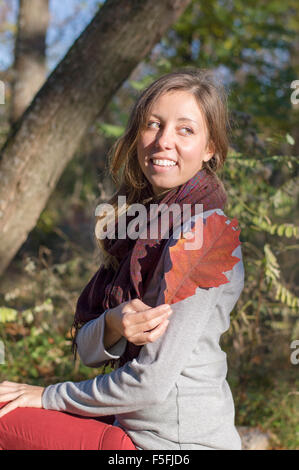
{"left": 42, "top": 209, "right": 245, "bottom": 450}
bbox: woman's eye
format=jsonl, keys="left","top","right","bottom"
{"left": 147, "top": 121, "right": 160, "bottom": 129}
{"left": 180, "top": 127, "right": 193, "bottom": 135}
{"left": 146, "top": 122, "right": 193, "bottom": 134}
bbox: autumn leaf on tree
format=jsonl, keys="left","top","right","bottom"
{"left": 162, "top": 212, "right": 241, "bottom": 304}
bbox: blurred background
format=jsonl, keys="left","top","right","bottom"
{"left": 0, "top": 0, "right": 298, "bottom": 449}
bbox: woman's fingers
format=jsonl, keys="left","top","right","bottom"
{"left": 0, "top": 381, "right": 22, "bottom": 396}
{"left": 0, "top": 382, "right": 44, "bottom": 418}
{"left": 0, "top": 393, "right": 32, "bottom": 418}
{"left": 144, "top": 317, "right": 170, "bottom": 343}
{"left": 0, "top": 380, "right": 21, "bottom": 388}
{"left": 113, "top": 301, "right": 173, "bottom": 345}
{"left": 143, "top": 310, "right": 171, "bottom": 332}
{"left": 124, "top": 303, "right": 171, "bottom": 320}
{"left": 0, "top": 390, "right": 22, "bottom": 402}
{"left": 124, "top": 304, "right": 172, "bottom": 328}
{"left": 0, "top": 398, "right": 22, "bottom": 418}
{"left": 130, "top": 318, "right": 170, "bottom": 346}
{"left": 0, "top": 381, "right": 23, "bottom": 399}
{"left": 123, "top": 307, "right": 172, "bottom": 339}
{"left": 0, "top": 382, "right": 24, "bottom": 418}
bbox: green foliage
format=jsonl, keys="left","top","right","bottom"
{"left": 0, "top": 316, "right": 100, "bottom": 385}
{"left": 129, "top": 75, "right": 157, "bottom": 92}
{"left": 97, "top": 123, "right": 125, "bottom": 138}
{"left": 223, "top": 144, "right": 299, "bottom": 330}
{"left": 228, "top": 350, "right": 299, "bottom": 449}
{"left": 0, "top": 307, "right": 18, "bottom": 323}
{"left": 0, "top": 259, "right": 107, "bottom": 385}
{"left": 166, "top": 0, "right": 298, "bottom": 134}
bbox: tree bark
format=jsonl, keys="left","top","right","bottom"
{"left": 10, "top": 0, "right": 49, "bottom": 124}
{"left": 0, "top": 0, "right": 191, "bottom": 276}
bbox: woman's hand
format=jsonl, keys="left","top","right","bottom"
{"left": 0, "top": 381, "right": 44, "bottom": 418}
{"left": 105, "top": 299, "right": 173, "bottom": 348}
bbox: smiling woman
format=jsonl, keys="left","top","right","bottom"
{"left": 0, "top": 69, "right": 244, "bottom": 451}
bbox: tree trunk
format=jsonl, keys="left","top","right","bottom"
{"left": 0, "top": 0, "right": 191, "bottom": 276}
{"left": 10, "top": 0, "right": 49, "bottom": 124}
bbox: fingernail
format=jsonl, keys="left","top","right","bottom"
{"left": 161, "top": 304, "right": 170, "bottom": 311}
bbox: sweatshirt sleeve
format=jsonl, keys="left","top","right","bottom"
{"left": 42, "top": 244, "right": 244, "bottom": 417}
{"left": 74, "top": 310, "right": 127, "bottom": 367}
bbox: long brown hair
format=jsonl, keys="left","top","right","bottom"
{"left": 97, "top": 68, "right": 230, "bottom": 270}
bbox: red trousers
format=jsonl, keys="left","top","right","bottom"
{"left": 0, "top": 402, "right": 137, "bottom": 450}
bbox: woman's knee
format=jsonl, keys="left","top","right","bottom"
{"left": 0, "top": 402, "right": 51, "bottom": 450}
{"left": 0, "top": 402, "right": 12, "bottom": 450}
{"left": 100, "top": 424, "right": 137, "bottom": 450}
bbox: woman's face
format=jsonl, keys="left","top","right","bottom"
{"left": 137, "top": 90, "right": 214, "bottom": 196}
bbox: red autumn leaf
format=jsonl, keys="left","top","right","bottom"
{"left": 163, "top": 211, "right": 241, "bottom": 304}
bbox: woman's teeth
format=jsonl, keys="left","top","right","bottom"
{"left": 151, "top": 159, "right": 177, "bottom": 167}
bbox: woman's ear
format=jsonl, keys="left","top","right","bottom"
{"left": 203, "top": 140, "right": 215, "bottom": 162}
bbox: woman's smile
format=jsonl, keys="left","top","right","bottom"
{"left": 149, "top": 158, "right": 178, "bottom": 172}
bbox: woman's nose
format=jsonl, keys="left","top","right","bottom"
{"left": 155, "top": 126, "right": 175, "bottom": 149}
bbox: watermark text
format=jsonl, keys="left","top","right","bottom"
{"left": 0, "top": 340, "right": 4, "bottom": 364}
{"left": 290, "top": 339, "right": 299, "bottom": 365}
{"left": 290, "top": 80, "right": 299, "bottom": 105}
{"left": 0, "top": 80, "right": 5, "bottom": 105}
{"left": 95, "top": 197, "right": 204, "bottom": 250}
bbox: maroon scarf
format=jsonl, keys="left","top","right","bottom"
{"left": 72, "top": 168, "right": 227, "bottom": 366}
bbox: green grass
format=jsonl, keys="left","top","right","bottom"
{"left": 225, "top": 331, "right": 299, "bottom": 450}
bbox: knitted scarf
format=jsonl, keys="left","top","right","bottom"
{"left": 72, "top": 168, "right": 227, "bottom": 366}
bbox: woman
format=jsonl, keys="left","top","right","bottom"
{"left": 0, "top": 69, "right": 245, "bottom": 450}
